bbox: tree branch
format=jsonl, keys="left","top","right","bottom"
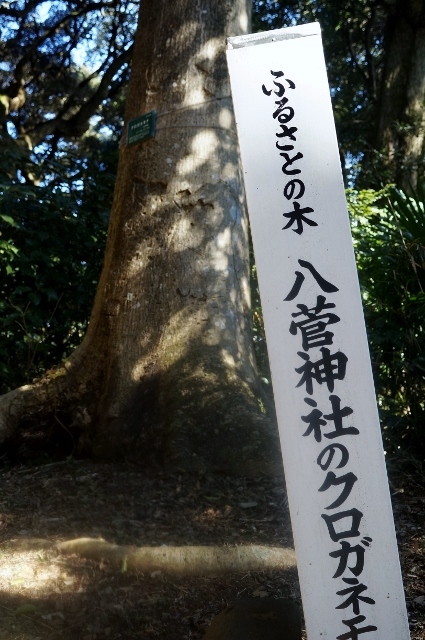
{"left": 346, "top": 28, "right": 371, "bottom": 89}
{"left": 365, "top": 7, "right": 378, "bottom": 100}
{"left": 29, "top": 45, "right": 133, "bottom": 146}
{"left": 10, "top": 1, "right": 120, "bottom": 92}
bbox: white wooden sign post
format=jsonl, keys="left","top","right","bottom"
{"left": 227, "top": 23, "right": 410, "bottom": 640}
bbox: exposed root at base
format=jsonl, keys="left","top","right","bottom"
{"left": 56, "top": 537, "right": 297, "bottom": 575}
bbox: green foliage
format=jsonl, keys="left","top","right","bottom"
{"left": 252, "top": 184, "right": 425, "bottom": 456}
{"left": 348, "top": 183, "right": 425, "bottom": 456}
{"left": 0, "top": 0, "right": 423, "bottom": 470}
{"left": 253, "top": 0, "right": 388, "bottom": 184}
{"left": 0, "top": 0, "right": 136, "bottom": 156}
{"left": 251, "top": 1, "right": 425, "bottom": 460}
{"left": 0, "top": 0, "right": 128, "bottom": 393}
{"left": 0, "top": 136, "right": 114, "bottom": 393}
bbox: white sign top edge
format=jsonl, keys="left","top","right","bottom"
{"left": 227, "top": 22, "right": 321, "bottom": 49}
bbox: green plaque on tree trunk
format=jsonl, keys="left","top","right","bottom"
{"left": 127, "top": 110, "right": 157, "bottom": 146}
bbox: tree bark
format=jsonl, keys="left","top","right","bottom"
{"left": 0, "top": 0, "right": 281, "bottom": 475}
{"left": 375, "top": 0, "right": 425, "bottom": 189}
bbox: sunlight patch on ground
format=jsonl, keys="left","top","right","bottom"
{"left": 0, "top": 544, "right": 78, "bottom": 596}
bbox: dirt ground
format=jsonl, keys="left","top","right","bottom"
{"left": 0, "top": 458, "right": 423, "bottom": 639}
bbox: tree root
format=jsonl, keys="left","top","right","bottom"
{"left": 57, "top": 537, "right": 296, "bottom": 575}
{"left": 0, "top": 378, "right": 73, "bottom": 446}
{"left": 0, "top": 341, "right": 101, "bottom": 449}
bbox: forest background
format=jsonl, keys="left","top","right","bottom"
{"left": 0, "top": 0, "right": 425, "bottom": 468}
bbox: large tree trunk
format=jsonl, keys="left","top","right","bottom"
{"left": 375, "top": 0, "right": 425, "bottom": 189}
{"left": 0, "top": 0, "right": 281, "bottom": 475}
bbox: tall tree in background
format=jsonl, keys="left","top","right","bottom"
{"left": 254, "top": 0, "right": 425, "bottom": 188}
{"left": 1, "top": 0, "right": 425, "bottom": 466}
{"left": 0, "top": 0, "right": 135, "bottom": 155}
{"left": 0, "top": 0, "right": 280, "bottom": 473}
{"left": 374, "top": 0, "right": 425, "bottom": 189}
{"left": 251, "top": 0, "right": 425, "bottom": 456}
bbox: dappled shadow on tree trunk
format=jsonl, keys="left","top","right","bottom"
{"left": 0, "top": 0, "right": 281, "bottom": 476}
{"left": 91, "top": 346, "right": 281, "bottom": 474}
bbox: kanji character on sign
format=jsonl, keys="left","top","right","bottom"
{"left": 323, "top": 395, "right": 359, "bottom": 438}
{"left": 284, "top": 259, "right": 339, "bottom": 301}
{"left": 283, "top": 201, "right": 317, "bottom": 234}
{"left": 290, "top": 295, "right": 340, "bottom": 350}
{"left": 295, "top": 348, "right": 348, "bottom": 395}
{"left": 301, "top": 396, "right": 355, "bottom": 440}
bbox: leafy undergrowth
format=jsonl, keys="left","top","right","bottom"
{"left": 0, "top": 460, "right": 422, "bottom": 639}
